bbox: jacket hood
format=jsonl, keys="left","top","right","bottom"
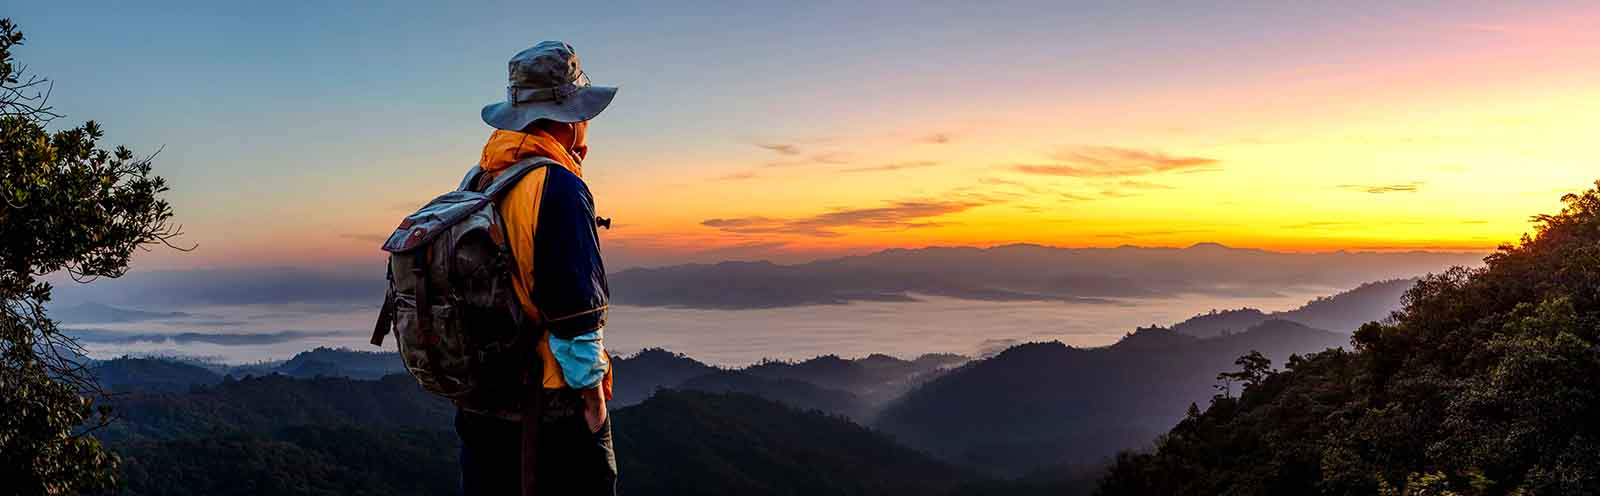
{"left": 479, "top": 129, "right": 582, "bottom": 178}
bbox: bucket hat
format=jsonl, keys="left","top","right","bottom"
{"left": 481, "top": 41, "right": 617, "bottom": 131}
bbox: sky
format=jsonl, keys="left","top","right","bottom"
{"left": 10, "top": 1, "right": 1600, "bottom": 271}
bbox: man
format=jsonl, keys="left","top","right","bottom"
{"left": 454, "top": 41, "right": 618, "bottom": 496}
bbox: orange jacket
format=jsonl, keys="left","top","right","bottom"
{"left": 479, "top": 129, "right": 612, "bottom": 400}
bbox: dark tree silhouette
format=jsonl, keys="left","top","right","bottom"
{"left": 1214, "top": 350, "right": 1271, "bottom": 398}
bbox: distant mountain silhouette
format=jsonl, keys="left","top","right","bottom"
{"left": 89, "top": 346, "right": 965, "bottom": 422}
{"left": 743, "top": 353, "right": 967, "bottom": 398}
{"left": 1172, "top": 279, "right": 1416, "bottom": 336}
{"left": 678, "top": 370, "right": 871, "bottom": 419}
{"left": 876, "top": 319, "right": 1348, "bottom": 477}
{"left": 50, "top": 301, "right": 189, "bottom": 323}
{"left": 90, "top": 357, "right": 221, "bottom": 392}
{"left": 273, "top": 346, "right": 405, "bottom": 379}
{"left": 609, "top": 348, "right": 719, "bottom": 406}
{"left": 610, "top": 244, "right": 1480, "bottom": 309}
{"left": 610, "top": 348, "right": 966, "bottom": 416}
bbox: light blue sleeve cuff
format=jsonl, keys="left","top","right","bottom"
{"left": 548, "top": 328, "right": 607, "bottom": 390}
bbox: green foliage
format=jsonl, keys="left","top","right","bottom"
{"left": 0, "top": 18, "right": 183, "bottom": 495}
{"left": 1096, "top": 181, "right": 1600, "bottom": 495}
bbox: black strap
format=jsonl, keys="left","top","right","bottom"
{"left": 369, "top": 288, "right": 396, "bottom": 346}
{"left": 414, "top": 248, "right": 433, "bottom": 345}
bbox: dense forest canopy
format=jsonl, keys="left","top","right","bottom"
{"left": 1098, "top": 181, "right": 1600, "bottom": 495}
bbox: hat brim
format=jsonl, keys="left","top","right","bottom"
{"left": 481, "top": 85, "right": 617, "bottom": 131}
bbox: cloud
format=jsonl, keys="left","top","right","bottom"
{"left": 1337, "top": 182, "right": 1423, "bottom": 194}
{"left": 1014, "top": 146, "right": 1221, "bottom": 177}
{"left": 702, "top": 200, "right": 980, "bottom": 237}
{"left": 763, "top": 152, "right": 849, "bottom": 168}
{"left": 917, "top": 133, "right": 952, "bottom": 144}
{"left": 842, "top": 160, "right": 941, "bottom": 173}
{"left": 718, "top": 170, "right": 759, "bottom": 181}
{"left": 757, "top": 143, "right": 801, "bottom": 156}
{"left": 807, "top": 153, "right": 849, "bottom": 165}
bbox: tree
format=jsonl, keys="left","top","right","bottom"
{"left": 1213, "top": 350, "right": 1271, "bottom": 398}
{"left": 0, "top": 19, "right": 186, "bottom": 494}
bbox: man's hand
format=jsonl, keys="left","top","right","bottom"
{"left": 581, "top": 386, "right": 607, "bottom": 433}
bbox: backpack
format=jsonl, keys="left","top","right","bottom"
{"left": 370, "top": 157, "right": 557, "bottom": 416}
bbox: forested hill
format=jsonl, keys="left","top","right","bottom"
{"left": 875, "top": 318, "right": 1348, "bottom": 477}
{"left": 1097, "top": 183, "right": 1600, "bottom": 495}
{"left": 100, "top": 374, "right": 993, "bottom": 495}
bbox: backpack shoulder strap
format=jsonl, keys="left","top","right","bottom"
{"left": 458, "top": 164, "right": 487, "bottom": 191}
{"left": 482, "top": 157, "right": 560, "bottom": 200}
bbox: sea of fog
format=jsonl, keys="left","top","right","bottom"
{"left": 69, "top": 288, "right": 1339, "bottom": 367}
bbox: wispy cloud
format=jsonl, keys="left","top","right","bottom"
{"left": 757, "top": 143, "right": 801, "bottom": 156}
{"left": 916, "top": 133, "right": 953, "bottom": 145}
{"left": 1014, "top": 146, "right": 1221, "bottom": 177}
{"left": 718, "top": 170, "right": 759, "bottom": 181}
{"left": 702, "top": 200, "right": 980, "bottom": 237}
{"left": 842, "top": 160, "right": 942, "bottom": 173}
{"left": 1337, "top": 182, "right": 1423, "bottom": 194}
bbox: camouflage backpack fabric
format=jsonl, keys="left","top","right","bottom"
{"left": 371, "top": 157, "right": 556, "bottom": 416}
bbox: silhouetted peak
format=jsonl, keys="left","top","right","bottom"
{"left": 1111, "top": 326, "right": 1198, "bottom": 350}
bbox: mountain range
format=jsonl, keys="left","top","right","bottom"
{"left": 92, "top": 317, "right": 1352, "bottom": 492}
{"left": 82, "top": 277, "right": 1429, "bottom": 493}
{"left": 610, "top": 243, "right": 1481, "bottom": 309}
{"left": 44, "top": 243, "right": 1481, "bottom": 311}
{"left": 1170, "top": 278, "right": 1416, "bottom": 336}
{"left": 875, "top": 319, "right": 1347, "bottom": 476}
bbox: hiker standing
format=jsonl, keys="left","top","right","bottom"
{"left": 373, "top": 40, "right": 618, "bottom": 496}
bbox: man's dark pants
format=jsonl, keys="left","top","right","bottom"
{"left": 456, "top": 388, "right": 618, "bottom": 495}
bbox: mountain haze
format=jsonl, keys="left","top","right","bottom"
{"left": 877, "top": 319, "right": 1348, "bottom": 476}
{"left": 1172, "top": 278, "right": 1418, "bottom": 337}
{"left": 611, "top": 244, "right": 1481, "bottom": 309}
